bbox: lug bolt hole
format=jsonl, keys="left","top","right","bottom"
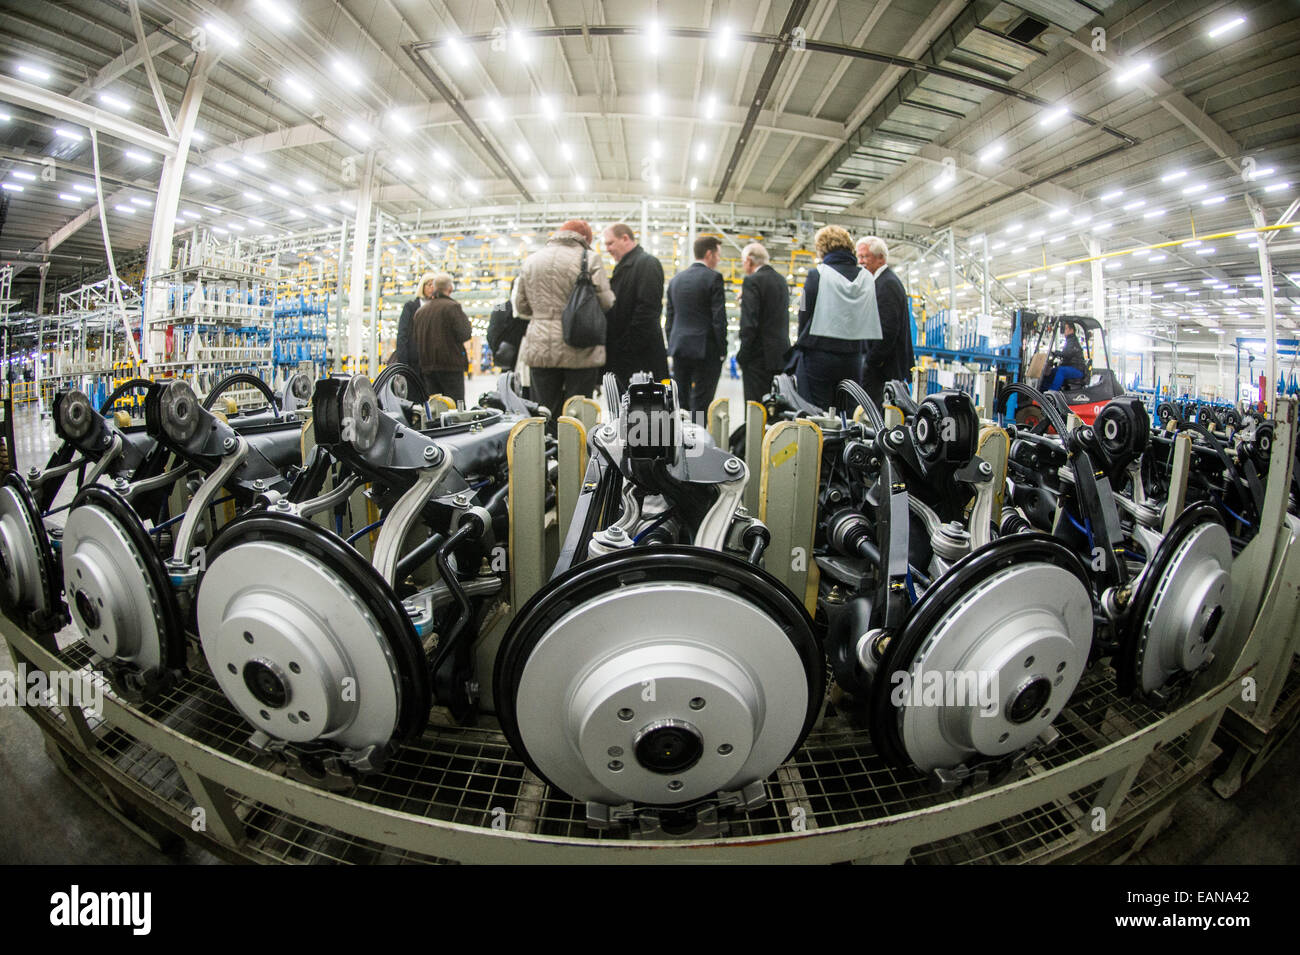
{"left": 243, "top": 631, "right": 254, "bottom": 644}
{"left": 617, "top": 708, "right": 634, "bottom": 721}
{"left": 1023, "top": 655, "right": 1035, "bottom": 668}
{"left": 259, "top": 709, "right": 270, "bottom": 721}
{"left": 287, "top": 713, "right": 299, "bottom": 724}
{"left": 289, "top": 662, "right": 301, "bottom": 674}
{"left": 227, "top": 663, "right": 236, "bottom": 674}
{"left": 1056, "top": 661, "right": 1066, "bottom": 673}
{"left": 667, "top": 780, "right": 683, "bottom": 792}
{"left": 607, "top": 760, "right": 623, "bottom": 772}
{"left": 607, "top": 746, "right": 623, "bottom": 757}
{"left": 718, "top": 744, "right": 733, "bottom": 755}
{"left": 998, "top": 732, "right": 1010, "bottom": 743}
{"left": 689, "top": 697, "right": 706, "bottom": 710}
{"left": 298, "top": 711, "right": 310, "bottom": 722}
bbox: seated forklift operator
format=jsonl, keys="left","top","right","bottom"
{"left": 1043, "top": 320, "right": 1087, "bottom": 392}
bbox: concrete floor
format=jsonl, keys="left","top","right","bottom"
{"left": 1, "top": 377, "right": 1296, "bottom": 865}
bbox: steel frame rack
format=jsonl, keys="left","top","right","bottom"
{"left": 5, "top": 402, "right": 1296, "bottom": 864}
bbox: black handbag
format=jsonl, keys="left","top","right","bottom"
{"left": 561, "top": 249, "right": 606, "bottom": 348}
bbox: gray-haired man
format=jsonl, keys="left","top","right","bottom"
{"left": 737, "top": 242, "right": 791, "bottom": 404}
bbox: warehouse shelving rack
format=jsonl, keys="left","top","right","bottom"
{"left": 5, "top": 400, "right": 1296, "bottom": 863}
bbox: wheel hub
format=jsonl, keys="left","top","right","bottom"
{"left": 197, "top": 540, "right": 401, "bottom": 749}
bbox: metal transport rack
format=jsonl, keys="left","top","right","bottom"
{"left": 4, "top": 401, "right": 1297, "bottom": 865}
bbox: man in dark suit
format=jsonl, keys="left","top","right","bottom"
{"left": 602, "top": 222, "right": 670, "bottom": 394}
{"left": 666, "top": 235, "right": 728, "bottom": 420}
{"left": 737, "top": 241, "right": 790, "bottom": 404}
{"left": 857, "top": 236, "right": 915, "bottom": 406}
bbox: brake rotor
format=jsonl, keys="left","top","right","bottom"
{"left": 1118, "top": 504, "right": 1232, "bottom": 698}
{"left": 870, "top": 535, "right": 1094, "bottom": 772}
{"left": 196, "top": 513, "right": 430, "bottom": 755}
{"left": 495, "top": 546, "right": 823, "bottom": 808}
{"left": 62, "top": 486, "right": 184, "bottom": 696}
{"left": 0, "top": 472, "right": 62, "bottom": 631}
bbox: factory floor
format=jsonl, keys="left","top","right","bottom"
{"left": 1, "top": 374, "right": 1297, "bottom": 865}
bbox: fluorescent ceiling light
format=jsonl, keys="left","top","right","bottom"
{"left": 978, "top": 142, "right": 1004, "bottom": 164}
{"left": 10, "top": 170, "right": 34, "bottom": 181}
{"left": 1207, "top": 16, "right": 1246, "bottom": 39}
{"left": 647, "top": 91, "right": 662, "bottom": 116}
{"left": 1038, "top": 105, "right": 1069, "bottom": 127}
{"left": 72, "top": 183, "right": 94, "bottom": 194}
{"left": 295, "top": 177, "right": 315, "bottom": 192}
{"left": 393, "top": 156, "right": 413, "bottom": 176}
{"left": 535, "top": 175, "right": 548, "bottom": 191}
{"left": 444, "top": 36, "right": 469, "bottom": 67}
{"left": 243, "top": 154, "right": 266, "bottom": 170}
{"left": 1123, "top": 198, "right": 1146, "bottom": 210}
{"left": 560, "top": 142, "right": 574, "bottom": 161}
{"left": 227, "top": 222, "right": 245, "bottom": 231}
{"left": 284, "top": 75, "right": 313, "bottom": 103}
{"left": 645, "top": 20, "right": 664, "bottom": 56}
{"left": 204, "top": 20, "right": 240, "bottom": 47}
{"left": 333, "top": 58, "right": 363, "bottom": 88}
{"left": 512, "top": 30, "right": 532, "bottom": 62}
{"left": 1160, "top": 169, "right": 1186, "bottom": 182}
{"left": 129, "top": 196, "right": 152, "bottom": 206}
{"left": 189, "top": 171, "right": 212, "bottom": 185}
{"left": 433, "top": 149, "right": 451, "bottom": 169}
{"left": 574, "top": 175, "right": 586, "bottom": 191}
{"left": 346, "top": 122, "right": 371, "bottom": 144}
{"left": 1049, "top": 206, "right": 1069, "bottom": 219}
{"left": 1265, "top": 181, "right": 1291, "bottom": 192}
{"left": 1182, "top": 182, "right": 1206, "bottom": 194}
{"left": 124, "top": 149, "right": 151, "bottom": 163}
{"left": 243, "top": 191, "right": 262, "bottom": 202}
{"left": 695, "top": 142, "right": 707, "bottom": 161}
{"left": 895, "top": 197, "right": 914, "bottom": 213}
{"left": 1115, "top": 60, "right": 1151, "bottom": 84}
{"left": 97, "top": 92, "right": 131, "bottom": 112}
{"left": 54, "top": 127, "right": 83, "bottom": 141}
{"left": 1202, "top": 195, "right": 1226, "bottom": 205}
{"left": 690, "top": 176, "right": 699, "bottom": 191}
{"left": 714, "top": 24, "right": 733, "bottom": 59}
{"left": 58, "top": 193, "right": 80, "bottom": 201}
{"left": 703, "top": 95, "right": 718, "bottom": 120}
{"left": 268, "top": 184, "right": 290, "bottom": 196}
{"left": 539, "top": 95, "right": 557, "bottom": 121}
{"left": 114, "top": 203, "right": 134, "bottom": 212}
{"left": 1099, "top": 188, "right": 1123, "bottom": 201}
{"left": 485, "top": 99, "right": 506, "bottom": 122}
{"left": 17, "top": 64, "right": 51, "bottom": 82}
{"left": 1, "top": 182, "right": 23, "bottom": 192}
{"left": 260, "top": 0, "right": 293, "bottom": 28}
{"left": 651, "top": 140, "right": 663, "bottom": 159}
{"left": 388, "top": 110, "right": 411, "bottom": 134}
{"left": 182, "top": 209, "right": 200, "bottom": 219}
{"left": 463, "top": 179, "right": 479, "bottom": 195}
{"left": 1005, "top": 222, "right": 1022, "bottom": 233}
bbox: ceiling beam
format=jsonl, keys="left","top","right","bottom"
{"left": 0, "top": 75, "right": 176, "bottom": 156}
{"left": 712, "top": 0, "right": 810, "bottom": 202}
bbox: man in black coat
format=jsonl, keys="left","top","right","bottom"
{"left": 737, "top": 241, "right": 790, "bottom": 404}
{"left": 857, "top": 236, "right": 915, "bottom": 406}
{"left": 602, "top": 223, "right": 670, "bottom": 394}
{"left": 665, "top": 235, "right": 728, "bottom": 419}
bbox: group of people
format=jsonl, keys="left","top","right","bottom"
{"left": 390, "top": 219, "right": 918, "bottom": 418}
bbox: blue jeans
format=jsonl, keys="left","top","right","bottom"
{"left": 792, "top": 349, "right": 865, "bottom": 412}
{"left": 1048, "top": 365, "right": 1085, "bottom": 391}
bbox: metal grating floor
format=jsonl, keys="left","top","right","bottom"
{"left": 43, "top": 636, "right": 1204, "bottom": 861}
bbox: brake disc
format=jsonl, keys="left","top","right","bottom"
{"left": 62, "top": 486, "right": 184, "bottom": 697}
{"left": 870, "top": 535, "right": 1094, "bottom": 772}
{"left": 196, "top": 513, "right": 430, "bottom": 756}
{"left": 496, "top": 547, "right": 823, "bottom": 808}
{"left": 1119, "top": 504, "right": 1232, "bottom": 698}
{"left": 0, "top": 472, "right": 62, "bottom": 631}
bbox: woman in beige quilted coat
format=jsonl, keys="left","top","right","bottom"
{"left": 513, "top": 220, "right": 615, "bottom": 416}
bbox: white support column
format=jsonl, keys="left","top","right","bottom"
{"left": 687, "top": 200, "right": 697, "bottom": 271}
{"left": 1090, "top": 238, "right": 1105, "bottom": 366}
{"left": 640, "top": 199, "right": 649, "bottom": 249}
{"left": 143, "top": 49, "right": 215, "bottom": 363}
{"left": 981, "top": 233, "right": 990, "bottom": 318}
{"left": 347, "top": 152, "right": 377, "bottom": 366}
{"left": 369, "top": 205, "right": 382, "bottom": 373}
{"left": 947, "top": 229, "right": 956, "bottom": 315}
{"left": 1247, "top": 197, "right": 1278, "bottom": 413}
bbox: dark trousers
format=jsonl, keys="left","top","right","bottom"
{"left": 741, "top": 364, "right": 783, "bottom": 405}
{"left": 530, "top": 366, "right": 602, "bottom": 419}
{"left": 423, "top": 369, "right": 466, "bottom": 406}
{"left": 791, "top": 348, "right": 864, "bottom": 413}
{"left": 671, "top": 355, "right": 724, "bottom": 421}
